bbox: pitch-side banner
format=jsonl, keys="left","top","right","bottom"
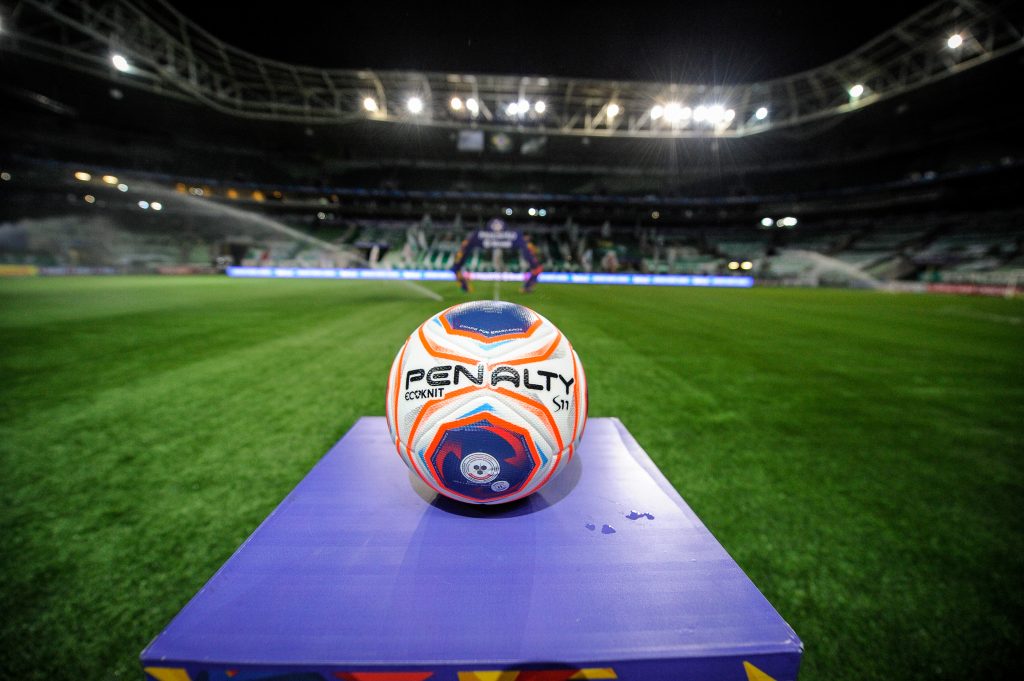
{"left": 227, "top": 267, "right": 754, "bottom": 288}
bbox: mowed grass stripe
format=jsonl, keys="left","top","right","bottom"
{"left": 1, "top": 277, "right": 1022, "bottom": 681}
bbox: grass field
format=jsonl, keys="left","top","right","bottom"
{"left": 1, "top": 276, "right": 1022, "bottom": 680}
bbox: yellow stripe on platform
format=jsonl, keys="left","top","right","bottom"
{"left": 457, "top": 673, "right": 519, "bottom": 681}
{"left": 743, "top": 661, "right": 778, "bottom": 681}
{"left": 569, "top": 669, "right": 617, "bottom": 679}
{"left": 143, "top": 668, "right": 191, "bottom": 681}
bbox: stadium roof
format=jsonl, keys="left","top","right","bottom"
{"left": 2, "top": 0, "right": 1021, "bottom": 138}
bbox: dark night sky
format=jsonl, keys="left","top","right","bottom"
{"left": 170, "top": 1, "right": 934, "bottom": 82}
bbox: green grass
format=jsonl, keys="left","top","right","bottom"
{"left": 1, "top": 276, "right": 1022, "bottom": 680}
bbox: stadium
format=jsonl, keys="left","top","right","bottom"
{"left": 1, "top": 0, "right": 1022, "bottom": 679}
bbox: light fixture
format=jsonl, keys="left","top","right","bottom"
{"left": 650, "top": 104, "right": 664, "bottom": 120}
{"left": 664, "top": 102, "right": 684, "bottom": 123}
{"left": 102, "top": 175, "right": 118, "bottom": 185}
{"left": 504, "top": 207, "right": 513, "bottom": 216}
{"left": 151, "top": 202, "right": 162, "bottom": 211}
{"left": 607, "top": 103, "right": 621, "bottom": 118}
{"left": 534, "top": 100, "right": 546, "bottom": 114}
{"left": 761, "top": 217, "right": 774, "bottom": 227}
{"left": 466, "top": 98, "right": 479, "bottom": 114}
{"left": 362, "top": 97, "right": 379, "bottom": 112}
{"left": 741, "top": 261, "right": 753, "bottom": 271}
{"left": 117, "top": 183, "right": 128, "bottom": 192}
{"left": 0, "top": 172, "right": 9, "bottom": 181}
{"left": 74, "top": 171, "right": 92, "bottom": 182}
{"left": 317, "top": 211, "right": 327, "bottom": 220}
{"left": 83, "top": 194, "right": 96, "bottom": 204}
{"left": 848, "top": 83, "right": 865, "bottom": 98}
{"left": 505, "top": 102, "right": 519, "bottom": 116}
{"left": 728, "top": 261, "right": 739, "bottom": 270}
{"left": 538, "top": 209, "right": 547, "bottom": 217}
{"left": 755, "top": 107, "right": 769, "bottom": 120}
{"left": 450, "top": 96, "right": 463, "bottom": 111}
{"left": 946, "top": 33, "right": 963, "bottom": 49}
{"left": 528, "top": 207, "right": 537, "bottom": 216}
{"left": 652, "top": 211, "right": 660, "bottom": 220}
{"left": 517, "top": 99, "right": 530, "bottom": 114}
{"left": 111, "top": 54, "right": 130, "bottom": 72}
{"left": 693, "top": 105, "right": 707, "bottom": 122}
{"left": 406, "top": 96, "right": 424, "bottom": 114}
{"left": 138, "top": 200, "right": 149, "bottom": 209}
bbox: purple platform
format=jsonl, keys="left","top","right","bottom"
{"left": 141, "top": 417, "right": 801, "bottom": 681}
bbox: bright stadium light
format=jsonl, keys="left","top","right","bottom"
{"left": 848, "top": 83, "right": 865, "bottom": 98}
{"left": 74, "top": 171, "right": 91, "bottom": 181}
{"left": 528, "top": 207, "right": 537, "bottom": 216}
{"left": 151, "top": 202, "right": 162, "bottom": 211}
{"left": 741, "top": 261, "right": 753, "bottom": 270}
{"left": 607, "top": 102, "right": 621, "bottom": 118}
{"left": 664, "top": 102, "right": 684, "bottom": 123}
{"left": 538, "top": 209, "right": 547, "bottom": 217}
{"left": 707, "top": 104, "right": 725, "bottom": 123}
{"left": 102, "top": 175, "right": 118, "bottom": 185}
{"left": 755, "top": 106, "right": 769, "bottom": 120}
{"left": 534, "top": 100, "right": 546, "bottom": 114}
{"left": 83, "top": 194, "right": 96, "bottom": 204}
{"left": 725, "top": 109, "right": 736, "bottom": 123}
{"left": 362, "top": 97, "right": 378, "bottom": 112}
{"left": 761, "top": 217, "right": 774, "bottom": 227}
{"left": 0, "top": 172, "right": 9, "bottom": 181}
{"left": 117, "top": 183, "right": 128, "bottom": 192}
{"left": 650, "top": 104, "right": 664, "bottom": 120}
{"left": 504, "top": 207, "right": 513, "bottom": 216}
{"left": 505, "top": 102, "right": 518, "bottom": 116}
{"left": 517, "top": 99, "right": 530, "bottom": 114}
{"left": 947, "top": 33, "right": 963, "bottom": 49}
{"left": 406, "top": 96, "right": 424, "bottom": 114}
{"left": 466, "top": 97, "right": 479, "bottom": 114}
{"left": 450, "top": 96, "right": 463, "bottom": 111}
{"left": 693, "top": 105, "right": 707, "bottom": 122}
{"left": 779, "top": 216, "right": 799, "bottom": 227}
{"left": 728, "top": 261, "right": 740, "bottom": 270}
{"left": 138, "top": 200, "right": 149, "bottom": 209}
{"left": 111, "top": 54, "right": 130, "bottom": 72}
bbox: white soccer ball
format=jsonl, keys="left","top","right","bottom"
{"left": 385, "top": 301, "right": 587, "bottom": 504}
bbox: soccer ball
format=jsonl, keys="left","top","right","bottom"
{"left": 385, "top": 301, "right": 587, "bottom": 505}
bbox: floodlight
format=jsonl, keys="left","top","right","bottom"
{"left": 664, "top": 102, "right": 684, "bottom": 123}
{"left": 848, "top": 83, "right": 865, "bottom": 98}
{"left": 138, "top": 200, "right": 149, "bottom": 209}
{"left": 761, "top": 217, "right": 774, "bottom": 227}
{"left": 111, "top": 54, "right": 130, "bottom": 72}
{"left": 151, "top": 202, "right": 162, "bottom": 211}
{"left": 506, "top": 102, "right": 518, "bottom": 116}
{"left": 84, "top": 194, "right": 96, "bottom": 204}
{"left": 693, "top": 105, "right": 707, "bottom": 122}
{"left": 724, "top": 109, "right": 736, "bottom": 123}
{"left": 517, "top": 99, "right": 530, "bottom": 114}
{"left": 117, "top": 183, "right": 128, "bottom": 192}
{"left": 528, "top": 207, "right": 537, "bottom": 216}
{"left": 450, "top": 97, "right": 463, "bottom": 111}
{"left": 466, "top": 98, "right": 479, "bottom": 114}
{"left": 74, "top": 171, "right": 91, "bottom": 181}
{"left": 728, "top": 261, "right": 739, "bottom": 270}
{"left": 652, "top": 211, "right": 660, "bottom": 220}
{"left": 504, "top": 207, "right": 513, "bottom": 216}
{"left": 362, "top": 97, "right": 379, "bottom": 112}
{"left": 406, "top": 97, "right": 424, "bottom": 114}
{"left": 650, "top": 105, "right": 664, "bottom": 120}
{"left": 102, "top": 175, "right": 118, "bottom": 184}
{"left": 946, "top": 33, "right": 963, "bottom": 49}
{"left": 741, "top": 261, "right": 753, "bottom": 270}
{"left": 534, "top": 100, "right": 546, "bottom": 114}
{"left": 538, "top": 209, "right": 547, "bottom": 217}
{"left": 607, "top": 103, "right": 621, "bottom": 118}
{"left": 755, "top": 107, "right": 769, "bottom": 120}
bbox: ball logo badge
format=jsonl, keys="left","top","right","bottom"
{"left": 386, "top": 301, "right": 588, "bottom": 505}
{"left": 460, "top": 452, "right": 501, "bottom": 484}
